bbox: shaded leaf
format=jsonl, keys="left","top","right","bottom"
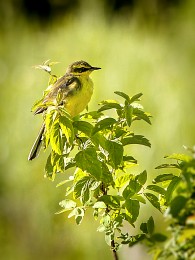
{"left": 146, "top": 185, "right": 166, "bottom": 195}
{"left": 114, "top": 91, "right": 131, "bottom": 103}
{"left": 147, "top": 216, "right": 154, "bottom": 235}
{"left": 125, "top": 199, "right": 140, "bottom": 223}
{"left": 153, "top": 174, "right": 176, "bottom": 183}
{"left": 144, "top": 193, "right": 161, "bottom": 211}
{"left": 129, "top": 93, "right": 143, "bottom": 103}
{"left": 133, "top": 108, "right": 151, "bottom": 124}
{"left": 169, "top": 195, "right": 187, "bottom": 217}
{"left": 92, "top": 117, "right": 116, "bottom": 135}
{"left": 105, "top": 140, "right": 123, "bottom": 169}
{"left": 136, "top": 170, "right": 147, "bottom": 185}
{"left": 122, "top": 135, "right": 151, "bottom": 148}
{"left": 73, "top": 121, "right": 93, "bottom": 136}
{"left": 166, "top": 176, "right": 181, "bottom": 204}
{"left": 98, "top": 195, "right": 121, "bottom": 208}
{"left": 151, "top": 233, "right": 167, "bottom": 242}
{"left": 124, "top": 103, "right": 133, "bottom": 126}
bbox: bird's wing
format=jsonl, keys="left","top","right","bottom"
{"left": 34, "top": 75, "right": 81, "bottom": 115}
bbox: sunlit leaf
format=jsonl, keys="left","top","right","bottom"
{"left": 93, "top": 201, "right": 107, "bottom": 209}
{"left": 50, "top": 120, "right": 63, "bottom": 155}
{"left": 75, "top": 148, "right": 102, "bottom": 180}
{"left": 58, "top": 199, "right": 76, "bottom": 212}
{"left": 123, "top": 179, "right": 142, "bottom": 199}
{"left": 59, "top": 115, "right": 74, "bottom": 145}
{"left": 115, "top": 174, "right": 132, "bottom": 188}
{"left": 165, "top": 153, "right": 192, "bottom": 162}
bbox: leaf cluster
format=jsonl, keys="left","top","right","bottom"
{"left": 38, "top": 85, "right": 155, "bottom": 249}
{"left": 150, "top": 149, "right": 195, "bottom": 259}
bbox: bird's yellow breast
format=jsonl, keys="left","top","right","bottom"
{"left": 64, "top": 76, "right": 94, "bottom": 117}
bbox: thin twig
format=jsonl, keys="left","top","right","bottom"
{"left": 111, "top": 240, "right": 119, "bottom": 260}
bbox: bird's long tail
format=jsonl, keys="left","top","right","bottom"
{"left": 28, "top": 123, "right": 45, "bottom": 161}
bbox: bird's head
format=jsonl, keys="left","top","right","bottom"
{"left": 66, "top": 60, "right": 101, "bottom": 76}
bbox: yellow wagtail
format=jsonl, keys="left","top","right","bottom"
{"left": 28, "top": 60, "right": 101, "bottom": 161}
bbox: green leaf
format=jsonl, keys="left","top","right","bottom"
{"left": 169, "top": 195, "right": 187, "bottom": 217}
{"left": 133, "top": 108, "right": 151, "bottom": 124}
{"left": 114, "top": 91, "right": 131, "bottom": 103}
{"left": 98, "top": 100, "right": 121, "bottom": 112}
{"left": 129, "top": 93, "right": 143, "bottom": 103}
{"left": 136, "top": 170, "right": 147, "bottom": 185}
{"left": 151, "top": 233, "right": 167, "bottom": 242}
{"left": 92, "top": 117, "right": 116, "bottom": 135}
{"left": 50, "top": 120, "right": 63, "bottom": 155}
{"left": 131, "top": 194, "right": 146, "bottom": 204}
{"left": 122, "top": 134, "right": 151, "bottom": 148}
{"left": 73, "top": 176, "right": 91, "bottom": 204}
{"left": 101, "top": 162, "right": 114, "bottom": 184}
{"left": 93, "top": 201, "right": 107, "bottom": 209}
{"left": 165, "top": 153, "right": 192, "bottom": 162}
{"left": 45, "top": 154, "right": 54, "bottom": 178}
{"left": 153, "top": 174, "right": 176, "bottom": 183}
{"left": 105, "top": 140, "right": 123, "bottom": 169}
{"left": 146, "top": 185, "right": 166, "bottom": 195}
{"left": 58, "top": 199, "right": 76, "bottom": 211}
{"left": 147, "top": 216, "right": 154, "bottom": 235}
{"left": 140, "top": 222, "right": 148, "bottom": 234}
{"left": 73, "top": 121, "right": 93, "bottom": 136}
{"left": 125, "top": 199, "right": 140, "bottom": 223}
{"left": 98, "top": 195, "right": 121, "bottom": 208}
{"left": 123, "top": 179, "right": 142, "bottom": 199}
{"left": 59, "top": 115, "right": 74, "bottom": 145}
{"left": 124, "top": 103, "right": 133, "bottom": 126}
{"left": 155, "top": 164, "right": 179, "bottom": 169}
{"left": 115, "top": 174, "right": 132, "bottom": 188}
{"left": 166, "top": 176, "right": 181, "bottom": 204}
{"left": 144, "top": 193, "right": 161, "bottom": 211}
{"left": 68, "top": 207, "right": 85, "bottom": 225}
{"left": 75, "top": 148, "right": 102, "bottom": 180}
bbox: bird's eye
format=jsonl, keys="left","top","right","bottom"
{"left": 74, "top": 67, "right": 89, "bottom": 73}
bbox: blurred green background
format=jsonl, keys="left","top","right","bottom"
{"left": 0, "top": 0, "right": 195, "bottom": 259}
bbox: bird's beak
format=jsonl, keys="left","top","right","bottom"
{"left": 91, "top": 66, "right": 101, "bottom": 70}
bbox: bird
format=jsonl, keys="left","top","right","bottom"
{"left": 28, "top": 60, "right": 101, "bottom": 161}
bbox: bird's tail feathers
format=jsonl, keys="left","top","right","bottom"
{"left": 28, "top": 123, "right": 45, "bottom": 161}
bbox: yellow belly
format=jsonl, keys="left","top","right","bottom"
{"left": 65, "top": 77, "right": 93, "bottom": 117}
